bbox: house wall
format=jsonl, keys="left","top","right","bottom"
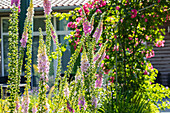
{"left": 149, "top": 21, "right": 170, "bottom": 86}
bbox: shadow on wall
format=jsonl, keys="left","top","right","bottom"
{"left": 155, "top": 71, "right": 162, "bottom": 85}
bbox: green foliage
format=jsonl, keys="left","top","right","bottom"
{"left": 7, "top": 6, "right": 19, "bottom": 113}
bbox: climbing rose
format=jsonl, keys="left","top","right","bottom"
{"left": 20, "top": 30, "right": 28, "bottom": 48}
{"left": 128, "top": 37, "right": 133, "bottom": 40}
{"left": 43, "top": 0, "right": 52, "bottom": 15}
{"left": 155, "top": 40, "right": 165, "bottom": 47}
{"left": 105, "top": 55, "right": 109, "bottom": 59}
{"left": 131, "top": 9, "right": 137, "bottom": 18}
{"left": 144, "top": 70, "right": 148, "bottom": 75}
{"left": 110, "top": 76, "right": 115, "bottom": 83}
{"left": 93, "top": 21, "right": 103, "bottom": 43}
{"left": 116, "top": 6, "right": 120, "bottom": 10}
{"left": 76, "top": 17, "right": 82, "bottom": 24}
{"left": 146, "top": 50, "right": 155, "bottom": 58}
{"left": 96, "top": 9, "right": 102, "bottom": 13}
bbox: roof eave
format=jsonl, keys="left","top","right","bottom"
{"left": 0, "top": 6, "right": 79, "bottom": 13}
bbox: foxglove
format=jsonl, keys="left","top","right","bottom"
{"left": 80, "top": 51, "right": 90, "bottom": 73}
{"left": 83, "top": 18, "right": 93, "bottom": 36}
{"left": 93, "top": 21, "right": 103, "bottom": 43}
{"left": 37, "top": 45, "right": 50, "bottom": 75}
{"left": 11, "top": 0, "right": 20, "bottom": 7}
{"left": 43, "top": 0, "right": 52, "bottom": 15}
{"left": 78, "top": 96, "right": 86, "bottom": 110}
{"left": 27, "top": 1, "right": 34, "bottom": 22}
{"left": 95, "top": 74, "right": 103, "bottom": 88}
{"left": 92, "top": 96, "right": 97, "bottom": 108}
{"left": 67, "top": 101, "right": 75, "bottom": 113}
{"left": 20, "top": 30, "right": 28, "bottom": 48}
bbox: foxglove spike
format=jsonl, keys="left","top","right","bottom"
{"left": 83, "top": 18, "right": 93, "bottom": 36}
{"left": 51, "top": 27, "right": 57, "bottom": 43}
{"left": 43, "top": 0, "right": 52, "bottom": 15}
{"left": 93, "top": 21, "right": 103, "bottom": 43}
{"left": 67, "top": 101, "right": 75, "bottom": 113}
{"left": 80, "top": 51, "right": 90, "bottom": 73}
{"left": 11, "top": 0, "right": 20, "bottom": 7}
{"left": 20, "top": 30, "right": 28, "bottom": 48}
{"left": 27, "top": 1, "right": 34, "bottom": 22}
{"left": 78, "top": 96, "right": 86, "bottom": 110}
{"left": 37, "top": 44, "right": 50, "bottom": 75}
{"left": 92, "top": 96, "right": 97, "bottom": 108}
{"left": 95, "top": 74, "right": 103, "bottom": 88}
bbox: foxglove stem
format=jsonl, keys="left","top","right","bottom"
{"left": 37, "top": 28, "right": 49, "bottom": 113}
{"left": 8, "top": 6, "right": 19, "bottom": 113}
{"left": 25, "top": 0, "right": 34, "bottom": 90}
{"left": 45, "top": 14, "right": 52, "bottom": 60}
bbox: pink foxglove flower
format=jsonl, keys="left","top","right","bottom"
{"left": 92, "top": 96, "right": 97, "bottom": 108}
{"left": 32, "top": 106, "right": 37, "bottom": 113}
{"left": 80, "top": 51, "right": 90, "bottom": 73}
{"left": 37, "top": 44, "right": 50, "bottom": 76}
{"left": 93, "top": 21, "right": 103, "bottom": 43}
{"left": 15, "top": 98, "right": 20, "bottom": 111}
{"left": 78, "top": 96, "right": 86, "bottom": 110}
{"left": 155, "top": 40, "right": 165, "bottom": 47}
{"left": 20, "top": 30, "right": 28, "bottom": 48}
{"left": 51, "top": 27, "right": 57, "bottom": 43}
{"left": 21, "top": 94, "right": 30, "bottom": 113}
{"left": 11, "top": 0, "right": 20, "bottom": 7}
{"left": 95, "top": 74, "right": 103, "bottom": 88}
{"left": 64, "top": 84, "right": 70, "bottom": 97}
{"left": 93, "top": 54, "right": 100, "bottom": 62}
{"left": 43, "top": 0, "right": 52, "bottom": 15}
{"left": 83, "top": 18, "right": 93, "bottom": 36}
{"left": 67, "top": 101, "right": 75, "bottom": 113}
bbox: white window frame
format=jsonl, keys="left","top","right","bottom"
{"left": 1, "top": 17, "right": 9, "bottom": 77}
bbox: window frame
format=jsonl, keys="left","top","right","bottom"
{"left": 1, "top": 15, "right": 72, "bottom": 77}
